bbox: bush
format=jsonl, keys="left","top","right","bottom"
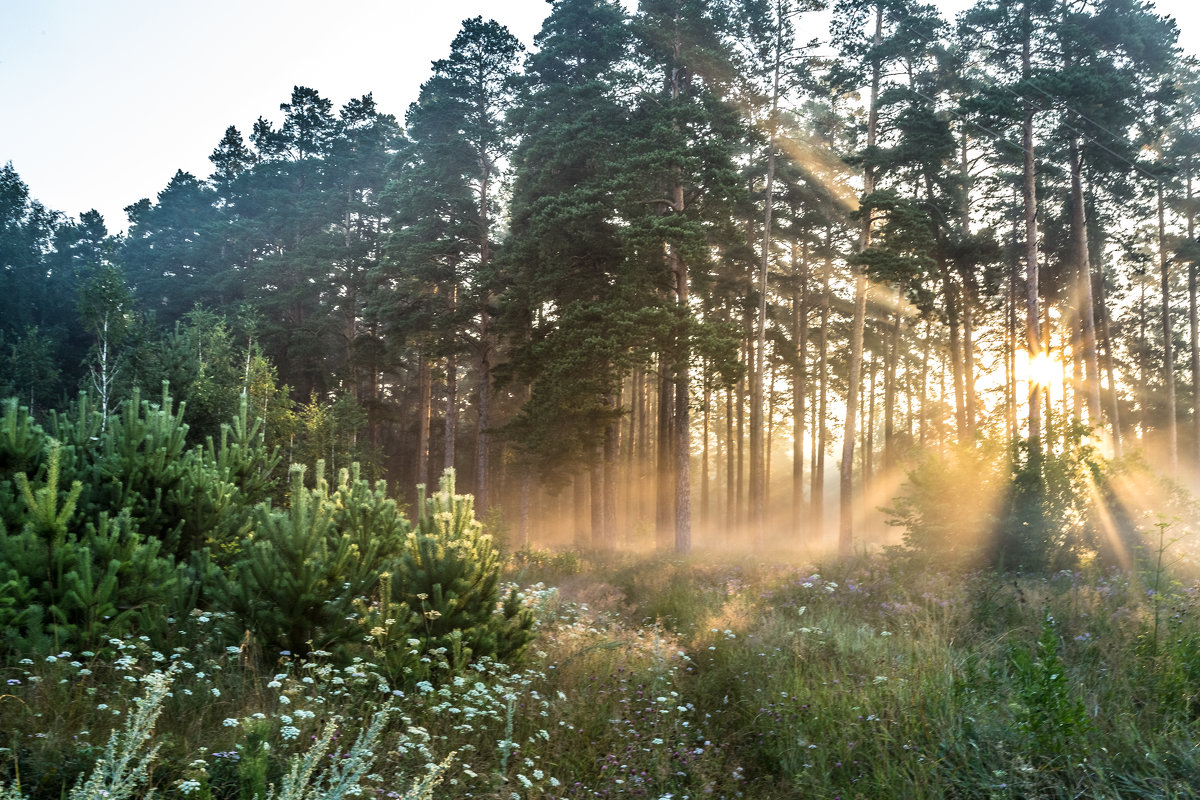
{"left": 887, "top": 428, "right": 1139, "bottom": 572}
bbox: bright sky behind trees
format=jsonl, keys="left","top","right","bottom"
{"left": 1, "top": 0, "right": 1197, "bottom": 232}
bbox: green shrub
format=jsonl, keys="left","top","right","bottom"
{"left": 888, "top": 428, "right": 1138, "bottom": 572}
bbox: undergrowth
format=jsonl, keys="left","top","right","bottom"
{"left": 4, "top": 545, "right": 1200, "bottom": 799}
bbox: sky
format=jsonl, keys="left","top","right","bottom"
{"left": 2, "top": 0, "right": 1198, "bottom": 234}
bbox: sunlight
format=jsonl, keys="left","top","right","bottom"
{"left": 774, "top": 135, "right": 860, "bottom": 214}
{"left": 1015, "top": 350, "right": 1060, "bottom": 389}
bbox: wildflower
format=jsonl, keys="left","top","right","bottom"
{"left": 223, "top": 718, "right": 240, "bottom": 727}
{"left": 280, "top": 725, "right": 301, "bottom": 741}
{"left": 177, "top": 779, "right": 203, "bottom": 795}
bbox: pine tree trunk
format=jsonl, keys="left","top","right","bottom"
{"left": 590, "top": 445, "right": 605, "bottom": 548}
{"left": 444, "top": 353, "right": 457, "bottom": 472}
{"left": 475, "top": 334, "right": 491, "bottom": 516}
{"left": 1070, "top": 135, "right": 1102, "bottom": 423}
{"left": 726, "top": 383, "right": 736, "bottom": 538}
{"left": 1022, "top": 0, "right": 1043, "bottom": 469}
{"left": 1191, "top": 259, "right": 1199, "bottom": 471}
{"left": 519, "top": 463, "right": 531, "bottom": 548}
{"left": 840, "top": 2, "right": 881, "bottom": 559}
{"left": 657, "top": 362, "right": 674, "bottom": 550}
{"left": 793, "top": 254, "right": 809, "bottom": 536}
{"left": 671, "top": 227, "right": 691, "bottom": 554}
{"left": 1188, "top": 155, "right": 1199, "bottom": 472}
{"left": 865, "top": 352, "right": 876, "bottom": 491}
{"left": 919, "top": 320, "right": 931, "bottom": 447}
{"left": 1159, "top": 178, "right": 1178, "bottom": 475}
{"left": 1097, "top": 265, "right": 1122, "bottom": 457}
{"left": 942, "top": 263, "right": 967, "bottom": 437}
{"left": 884, "top": 307, "right": 899, "bottom": 467}
{"left": 604, "top": 413, "right": 619, "bottom": 550}
{"left": 703, "top": 371, "right": 712, "bottom": 530}
{"left": 574, "top": 470, "right": 589, "bottom": 549}
{"left": 736, "top": 333, "right": 747, "bottom": 533}
{"left": 813, "top": 248, "right": 830, "bottom": 534}
{"left": 750, "top": 22, "right": 783, "bottom": 542}
{"left": 417, "top": 352, "right": 432, "bottom": 488}
{"left": 964, "top": 295, "right": 977, "bottom": 438}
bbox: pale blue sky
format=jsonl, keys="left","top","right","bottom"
{"left": 1, "top": 0, "right": 1196, "bottom": 233}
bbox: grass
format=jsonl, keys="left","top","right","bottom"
{"left": 4, "top": 549, "right": 1200, "bottom": 799}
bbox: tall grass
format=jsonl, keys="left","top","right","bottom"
{"left": 4, "top": 551, "right": 1200, "bottom": 798}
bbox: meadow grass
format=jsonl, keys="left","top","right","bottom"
{"left": 3, "top": 550, "right": 1200, "bottom": 799}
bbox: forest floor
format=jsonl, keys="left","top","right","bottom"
{"left": 6, "top": 547, "right": 1200, "bottom": 799}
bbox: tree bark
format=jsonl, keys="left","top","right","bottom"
{"left": 1021, "top": 0, "right": 1043, "bottom": 469}
{"left": 840, "top": 2, "right": 882, "bottom": 559}
{"left": 792, "top": 242, "right": 809, "bottom": 537}
{"left": 1159, "top": 178, "right": 1178, "bottom": 476}
{"left": 1069, "top": 135, "right": 1102, "bottom": 423}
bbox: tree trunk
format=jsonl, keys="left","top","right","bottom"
{"left": 884, "top": 307, "right": 899, "bottom": 467}
{"left": 1097, "top": 264, "right": 1122, "bottom": 457}
{"left": 703, "top": 370, "right": 712, "bottom": 530}
{"left": 417, "top": 352, "right": 432, "bottom": 487}
{"left": 444, "top": 353, "right": 457, "bottom": 472}
{"left": 941, "top": 263, "right": 967, "bottom": 437}
{"left": 657, "top": 362, "right": 674, "bottom": 549}
{"left": 1070, "top": 135, "right": 1103, "bottom": 423}
{"left": 1159, "top": 178, "right": 1178, "bottom": 476}
{"left": 726, "top": 383, "right": 736, "bottom": 538}
{"left": 792, "top": 243, "right": 809, "bottom": 536}
{"left": 813, "top": 245, "right": 831, "bottom": 535}
{"left": 750, "top": 16, "right": 784, "bottom": 543}
{"left": 840, "top": 3, "right": 882, "bottom": 559}
{"left": 604, "top": 412, "right": 619, "bottom": 550}
{"left": 574, "top": 470, "right": 589, "bottom": 549}
{"left": 1022, "top": 0, "right": 1043, "bottom": 469}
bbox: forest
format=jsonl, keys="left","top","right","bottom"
{"left": 3, "top": 0, "right": 1199, "bottom": 558}
{"left": 4, "top": 0, "right": 1200, "bottom": 796}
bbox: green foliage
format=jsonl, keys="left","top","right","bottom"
{"left": 408, "top": 471, "right": 533, "bottom": 664}
{"left": 884, "top": 442, "right": 1006, "bottom": 566}
{"left": 291, "top": 393, "right": 370, "bottom": 478}
{"left": 359, "top": 470, "right": 535, "bottom": 684}
{"left": 0, "top": 398, "right": 48, "bottom": 488}
{"left": 0, "top": 388, "right": 288, "bottom": 658}
{"left": 0, "top": 440, "right": 185, "bottom": 653}
{"left": 217, "top": 464, "right": 529, "bottom": 674}
{"left": 888, "top": 429, "right": 1136, "bottom": 572}
{"left": 218, "top": 462, "right": 371, "bottom": 654}
{"left": 1007, "top": 613, "right": 1090, "bottom": 758}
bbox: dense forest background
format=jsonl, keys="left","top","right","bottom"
{"left": 3, "top": 0, "right": 1199, "bottom": 560}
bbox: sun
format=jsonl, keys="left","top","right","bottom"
{"left": 1016, "top": 350, "right": 1060, "bottom": 388}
